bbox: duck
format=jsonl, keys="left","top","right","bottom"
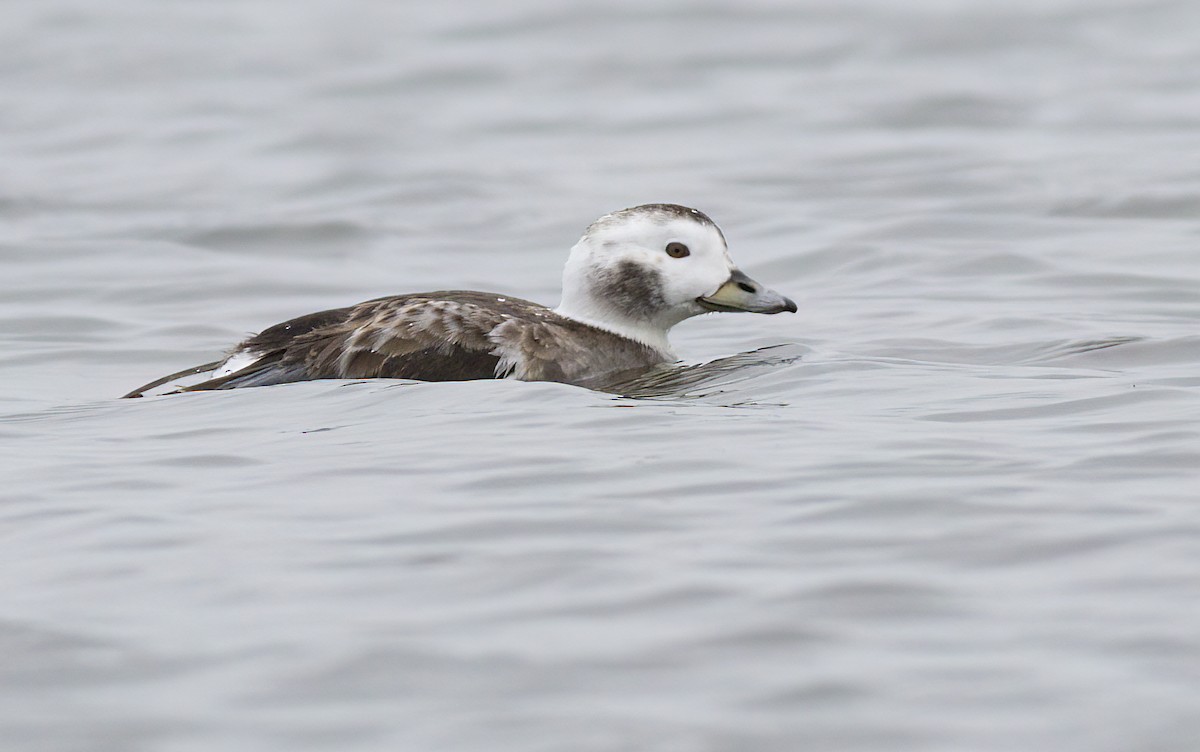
{"left": 123, "top": 203, "right": 795, "bottom": 397}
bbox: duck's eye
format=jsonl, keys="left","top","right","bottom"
{"left": 665, "top": 242, "right": 690, "bottom": 259}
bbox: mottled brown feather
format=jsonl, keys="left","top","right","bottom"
{"left": 166, "top": 291, "right": 670, "bottom": 392}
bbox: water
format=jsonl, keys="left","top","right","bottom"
{"left": 3, "top": 1, "right": 1200, "bottom": 750}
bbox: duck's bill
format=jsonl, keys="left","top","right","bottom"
{"left": 697, "top": 269, "right": 797, "bottom": 314}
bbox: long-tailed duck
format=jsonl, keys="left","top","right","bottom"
{"left": 123, "top": 204, "right": 795, "bottom": 397}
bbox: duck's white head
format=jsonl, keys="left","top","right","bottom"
{"left": 554, "top": 204, "right": 796, "bottom": 354}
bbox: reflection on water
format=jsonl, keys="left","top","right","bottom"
{"left": 1020, "top": 336, "right": 1145, "bottom": 364}
{"left": 600, "top": 343, "right": 809, "bottom": 400}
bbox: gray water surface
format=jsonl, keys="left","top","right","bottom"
{"left": 2, "top": 2, "right": 1200, "bottom": 751}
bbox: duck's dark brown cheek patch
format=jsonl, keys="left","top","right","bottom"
{"left": 594, "top": 260, "right": 666, "bottom": 319}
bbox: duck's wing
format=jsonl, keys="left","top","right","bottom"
{"left": 179, "top": 292, "right": 584, "bottom": 391}
{"left": 124, "top": 292, "right": 664, "bottom": 395}
{"left": 296, "top": 294, "right": 513, "bottom": 381}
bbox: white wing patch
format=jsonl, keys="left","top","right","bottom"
{"left": 212, "top": 350, "right": 263, "bottom": 378}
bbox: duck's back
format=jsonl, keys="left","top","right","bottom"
{"left": 126, "top": 291, "right": 670, "bottom": 396}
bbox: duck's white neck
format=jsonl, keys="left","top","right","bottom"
{"left": 553, "top": 299, "right": 676, "bottom": 356}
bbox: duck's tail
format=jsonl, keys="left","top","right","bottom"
{"left": 121, "top": 360, "right": 226, "bottom": 398}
